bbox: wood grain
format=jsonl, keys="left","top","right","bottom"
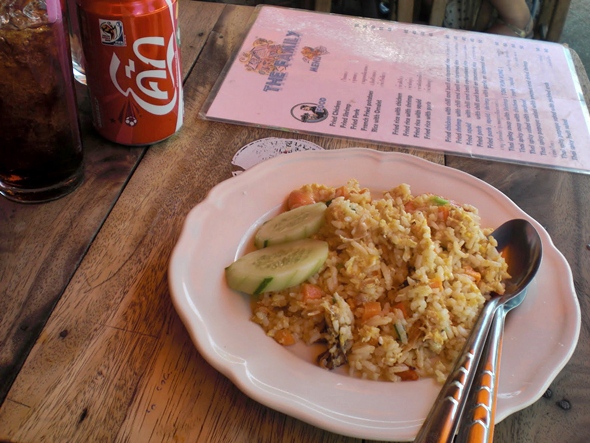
{"left": 314, "top": 0, "right": 331, "bottom": 13}
{"left": 0, "top": 66, "right": 143, "bottom": 405}
{"left": 0, "top": 0, "right": 225, "bottom": 408}
{"left": 397, "top": 0, "right": 416, "bottom": 23}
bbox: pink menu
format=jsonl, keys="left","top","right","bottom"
{"left": 201, "top": 6, "right": 590, "bottom": 174}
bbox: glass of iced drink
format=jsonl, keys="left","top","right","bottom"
{"left": 0, "top": 0, "right": 84, "bottom": 203}
{"left": 66, "top": 0, "right": 85, "bottom": 84}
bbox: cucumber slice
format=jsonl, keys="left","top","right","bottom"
{"left": 225, "top": 239, "right": 329, "bottom": 295}
{"left": 254, "top": 202, "right": 327, "bottom": 249}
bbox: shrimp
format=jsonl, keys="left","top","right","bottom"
{"left": 286, "top": 184, "right": 351, "bottom": 210}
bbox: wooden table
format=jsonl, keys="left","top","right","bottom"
{"left": 1, "top": 2, "right": 589, "bottom": 441}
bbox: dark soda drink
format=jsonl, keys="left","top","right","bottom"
{"left": 0, "top": 0, "right": 84, "bottom": 203}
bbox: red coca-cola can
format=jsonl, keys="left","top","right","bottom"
{"left": 77, "top": 0, "right": 183, "bottom": 145}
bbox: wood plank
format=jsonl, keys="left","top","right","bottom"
{"left": 429, "top": 0, "right": 447, "bottom": 27}
{"left": 315, "top": 0, "right": 331, "bottom": 13}
{"left": 537, "top": 0, "right": 557, "bottom": 40}
{"left": 0, "top": 0, "right": 223, "bottom": 420}
{"left": 0, "top": 54, "right": 145, "bottom": 407}
{"left": 397, "top": 0, "right": 415, "bottom": 23}
{"left": 546, "top": 0, "right": 572, "bottom": 42}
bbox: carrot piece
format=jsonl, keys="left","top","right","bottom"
{"left": 404, "top": 201, "right": 417, "bottom": 213}
{"left": 287, "top": 190, "right": 315, "bottom": 209}
{"left": 392, "top": 301, "right": 409, "bottom": 319}
{"left": 362, "top": 301, "right": 382, "bottom": 321}
{"left": 398, "top": 368, "right": 419, "bottom": 381}
{"left": 346, "top": 298, "right": 356, "bottom": 311}
{"left": 301, "top": 283, "right": 324, "bottom": 302}
{"left": 429, "top": 278, "right": 443, "bottom": 290}
{"left": 274, "top": 329, "right": 296, "bottom": 346}
{"left": 464, "top": 265, "right": 482, "bottom": 283}
{"left": 438, "top": 205, "right": 450, "bottom": 222}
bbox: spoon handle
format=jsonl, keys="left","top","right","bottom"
{"left": 414, "top": 297, "right": 501, "bottom": 443}
{"left": 455, "top": 306, "right": 505, "bottom": 443}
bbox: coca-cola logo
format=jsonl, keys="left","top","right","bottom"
{"left": 109, "top": 34, "right": 180, "bottom": 116}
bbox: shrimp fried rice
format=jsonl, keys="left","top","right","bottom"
{"left": 252, "top": 180, "right": 509, "bottom": 383}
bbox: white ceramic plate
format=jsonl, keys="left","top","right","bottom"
{"left": 169, "top": 148, "right": 580, "bottom": 441}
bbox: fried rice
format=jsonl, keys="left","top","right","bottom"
{"left": 251, "top": 180, "right": 509, "bottom": 383}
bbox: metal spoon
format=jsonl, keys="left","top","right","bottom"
{"left": 414, "top": 219, "right": 543, "bottom": 443}
{"left": 456, "top": 220, "right": 543, "bottom": 443}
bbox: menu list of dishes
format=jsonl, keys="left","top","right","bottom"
{"left": 202, "top": 6, "right": 590, "bottom": 173}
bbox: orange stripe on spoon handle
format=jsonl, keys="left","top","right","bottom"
{"left": 455, "top": 305, "right": 506, "bottom": 443}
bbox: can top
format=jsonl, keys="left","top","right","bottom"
{"left": 77, "top": 0, "right": 176, "bottom": 17}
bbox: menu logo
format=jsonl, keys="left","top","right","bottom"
{"left": 238, "top": 32, "right": 301, "bottom": 92}
{"left": 301, "top": 46, "right": 329, "bottom": 72}
{"left": 291, "top": 100, "right": 328, "bottom": 123}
